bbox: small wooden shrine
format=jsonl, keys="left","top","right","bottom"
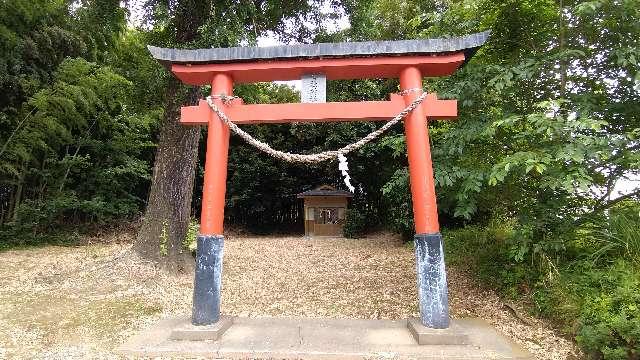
{"left": 297, "top": 185, "right": 353, "bottom": 237}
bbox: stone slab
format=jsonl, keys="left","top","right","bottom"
{"left": 407, "top": 317, "right": 469, "bottom": 345}
{"left": 118, "top": 316, "right": 533, "bottom": 359}
{"left": 169, "top": 315, "right": 233, "bottom": 341}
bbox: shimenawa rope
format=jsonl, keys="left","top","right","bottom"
{"left": 205, "top": 88, "right": 428, "bottom": 164}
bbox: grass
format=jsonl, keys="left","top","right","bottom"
{"left": 2, "top": 293, "right": 160, "bottom": 344}
{"left": 0, "top": 229, "right": 81, "bottom": 252}
{"left": 589, "top": 212, "right": 640, "bottom": 266}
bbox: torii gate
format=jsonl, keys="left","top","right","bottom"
{"left": 149, "top": 31, "right": 489, "bottom": 332}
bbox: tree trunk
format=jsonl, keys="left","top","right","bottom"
{"left": 134, "top": 80, "right": 201, "bottom": 271}
{"left": 5, "top": 187, "right": 16, "bottom": 224}
{"left": 11, "top": 166, "right": 25, "bottom": 222}
{"left": 133, "top": 0, "right": 214, "bottom": 271}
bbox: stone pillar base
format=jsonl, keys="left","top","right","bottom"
{"left": 407, "top": 318, "right": 469, "bottom": 345}
{"left": 192, "top": 235, "right": 224, "bottom": 325}
{"left": 170, "top": 315, "right": 233, "bottom": 341}
{"left": 414, "top": 233, "right": 450, "bottom": 329}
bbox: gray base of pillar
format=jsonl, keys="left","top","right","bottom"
{"left": 414, "top": 233, "right": 450, "bottom": 329}
{"left": 407, "top": 318, "right": 469, "bottom": 345}
{"left": 192, "top": 235, "right": 224, "bottom": 326}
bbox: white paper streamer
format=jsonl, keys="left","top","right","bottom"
{"left": 338, "top": 154, "right": 355, "bottom": 192}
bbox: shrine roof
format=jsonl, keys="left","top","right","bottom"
{"left": 297, "top": 185, "right": 354, "bottom": 198}
{"left": 148, "top": 31, "right": 490, "bottom": 67}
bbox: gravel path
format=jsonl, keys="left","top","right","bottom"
{"left": 0, "top": 232, "right": 580, "bottom": 359}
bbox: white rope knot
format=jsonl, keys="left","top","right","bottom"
{"left": 398, "top": 87, "right": 423, "bottom": 96}
{"left": 209, "top": 93, "right": 240, "bottom": 104}
{"left": 205, "top": 89, "right": 428, "bottom": 164}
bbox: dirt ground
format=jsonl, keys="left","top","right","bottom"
{"left": 0, "top": 231, "right": 581, "bottom": 359}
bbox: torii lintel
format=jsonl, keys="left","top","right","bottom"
{"left": 181, "top": 93, "right": 457, "bottom": 125}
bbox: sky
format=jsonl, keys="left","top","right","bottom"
{"left": 255, "top": 2, "right": 350, "bottom": 89}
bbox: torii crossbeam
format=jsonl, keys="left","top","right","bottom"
{"left": 149, "top": 31, "right": 489, "bottom": 332}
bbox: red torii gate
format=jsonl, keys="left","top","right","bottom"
{"left": 149, "top": 31, "right": 489, "bottom": 333}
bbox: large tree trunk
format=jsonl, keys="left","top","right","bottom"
{"left": 133, "top": 0, "right": 213, "bottom": 271}
{"left": 134, "top": 81, "right": 200, "bottom": 271}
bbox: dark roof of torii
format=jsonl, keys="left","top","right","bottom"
{"left": 297, "top": 185, "right": 354, "bottom": 198}
{"left": 148, "top": 31, "right": 490, "bottom": 66}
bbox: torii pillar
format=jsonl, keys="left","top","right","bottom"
{"left": 148, "top": 31, "right": 489, "bottom": 331}
{"left": 401, "top": 67, "right": 449, "bottom": 328}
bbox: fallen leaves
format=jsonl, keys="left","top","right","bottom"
{"left": 0, "top": 231, "right": 580, "bottom": 359}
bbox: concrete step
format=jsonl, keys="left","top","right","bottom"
{"left": 118, "top": 316, "right": 533, "bottom": 359}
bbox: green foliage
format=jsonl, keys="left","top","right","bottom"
{"left": 159, "top": 220, "right": 168, "bottom": 256}
{"left": 574, "top": 262, "right": 640, "bottom": 360}
{"left": 366, "top": 0, "right": 640, "bottom": 257}
{"left": 0, "top": 1, "right": 155, "bottom": 244}
{"left": 443, "top": 220, "right": 535, "bottom": 296}
{"left": 444, "top": 214, "right": 640, "bottom": 359}
{"left": 183, "top": 219, "right": 199, "bottom": 253}
{"left": 0, "top": 225, "right": 80, "bottom": 251}
{"left": 589, "top": 203, "right": 640, "bottom": 266}
{"left": 0, "top": 0, "right": 125, "bottom": 113}
{"left": 143, "top": 0, "right": 325, "bottom": 48}
{"left": 535, "top": 259, "right": 640, "bottom": 360}
{"left": 343, "top": 208, "right": 366, "bottom": 238}
{"left": 1, "top": 56, "right": 156, "bottom": 240}
{"left": 381, "top": 167, "right": 414, "bottom": 239}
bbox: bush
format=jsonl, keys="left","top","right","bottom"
{"left": 343, "top": 208, "right": 366, "bottom": 238}
{"left": 381, "top": 168, "right": 414, "bottom": 240}
{"left": 442, "top": 221, "right": 536, "bottom": 297}
{"left": 183, "top": 219, "right": 199, "bottom": 254}
{"left": 0, "top": 226, "right": 80, "bottom": 251}
{"left": 443, "top": 221, "right": 640, "bottom": 360}
{"left": 0, "top": 191, "right": 140, "bottom": 250}
{"left": 574, "top": 261, "right": 640, "bottom": 360}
